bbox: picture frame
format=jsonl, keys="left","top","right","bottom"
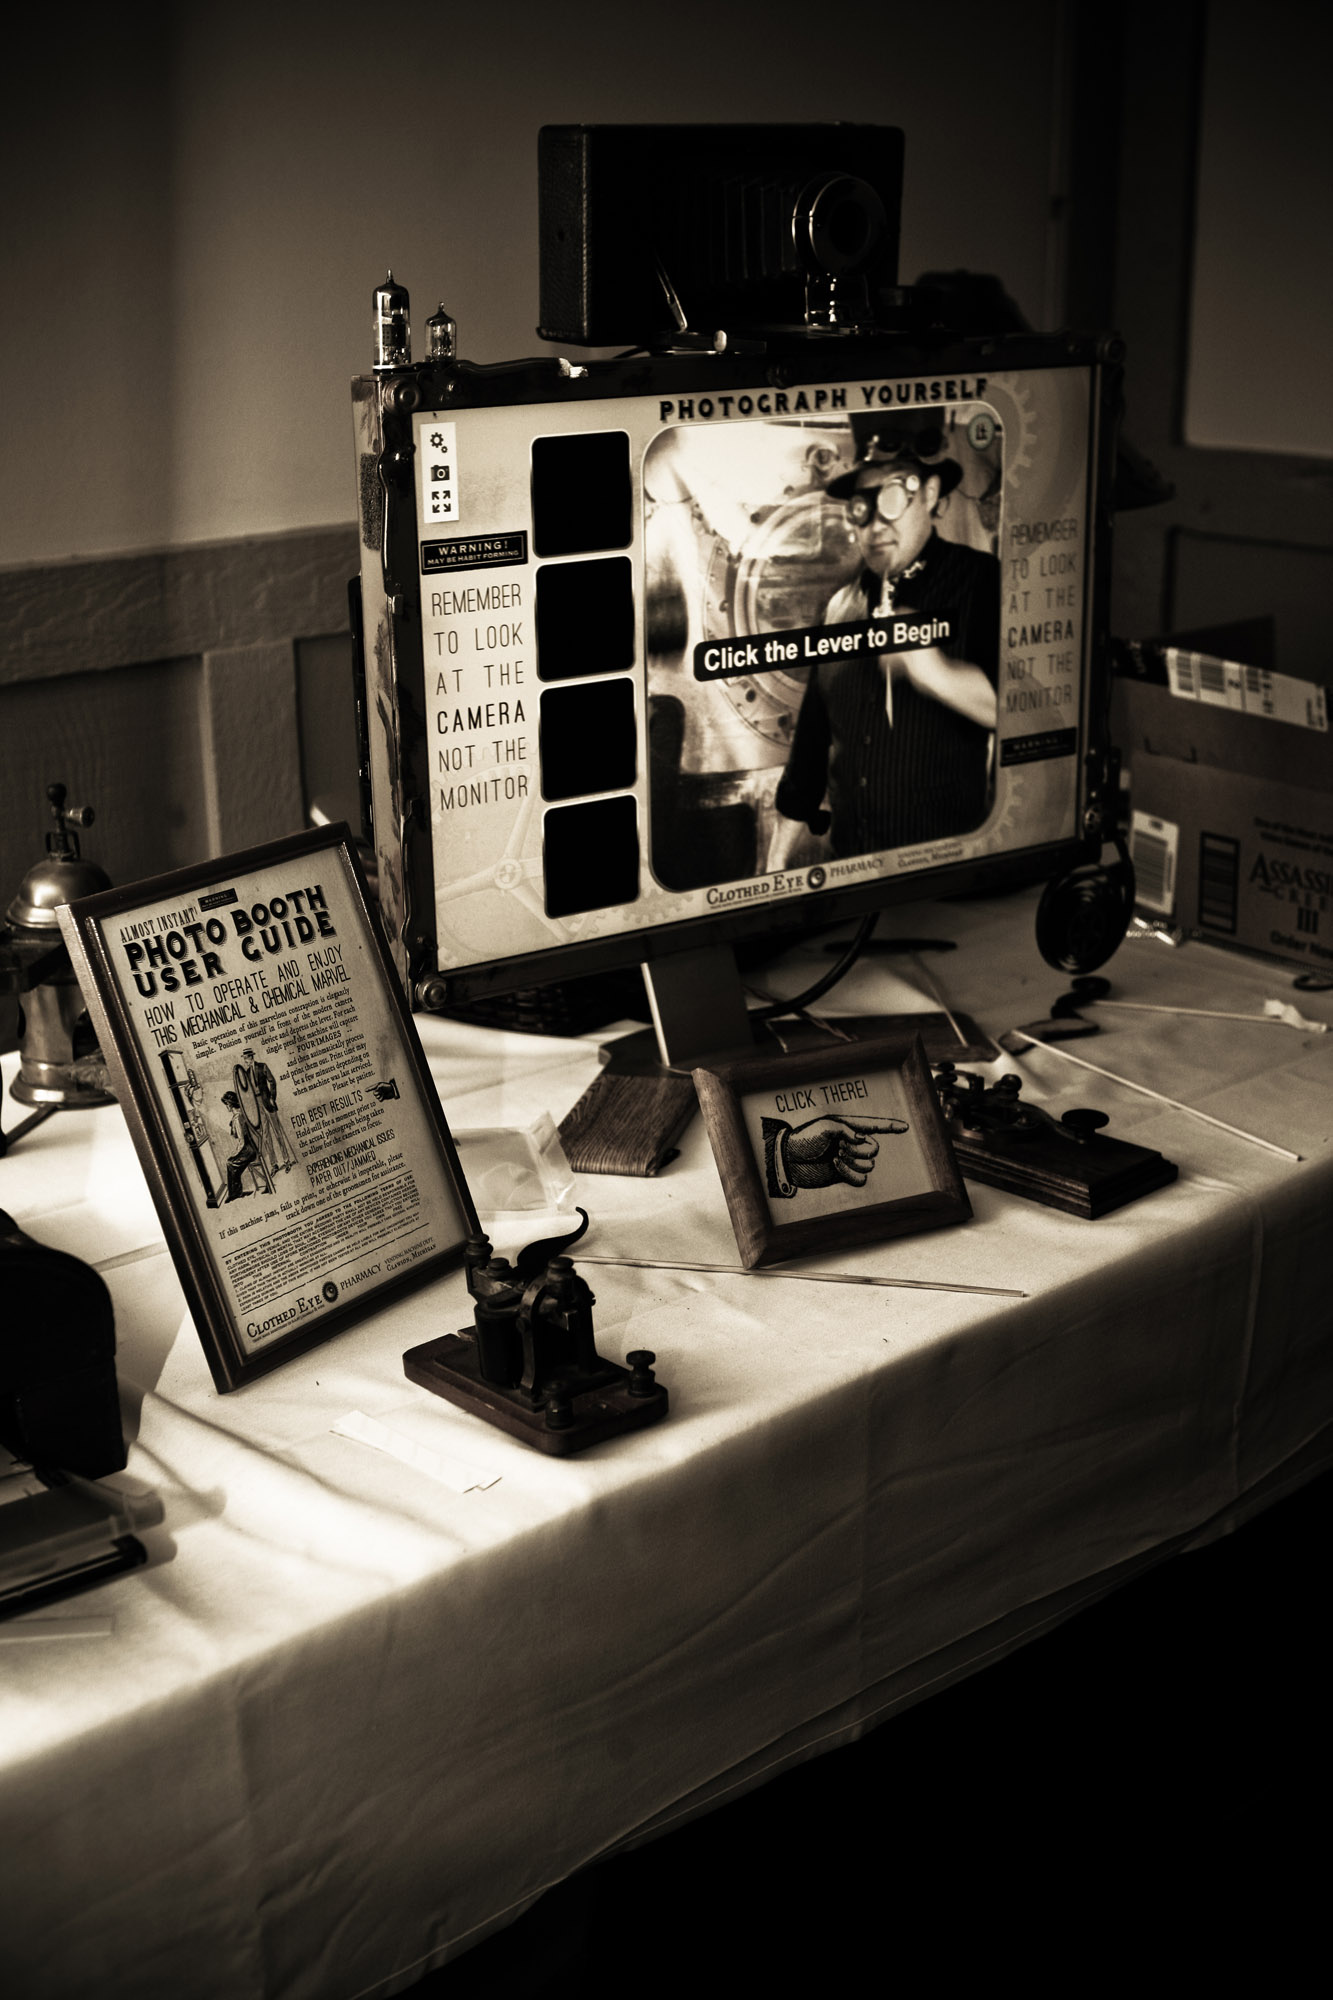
{"left": 59, "top": 824, "right": 478, "bottom": 1391}
{"left": 692, "top": 1033, "right": 970, "bottom": 1268}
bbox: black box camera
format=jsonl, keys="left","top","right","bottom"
{"left": 538, "top": 123, "right": 906, "bottom": 346}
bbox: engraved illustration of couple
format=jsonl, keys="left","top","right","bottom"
{"left": 222, "top": 1044, "right": 296, "bottom": 1199}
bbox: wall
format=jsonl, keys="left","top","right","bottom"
{"left": 1, "top": 0, "right": 1067, "bottom": 564}
{"left": 1185, "top": 0, "right": 1333, "bottom": 460}
{"left": 0, "top": 1, "right": 1069, "bottom": 1053}
{"left": 1109, "top": 0, "right": 1333, "bottom": 654}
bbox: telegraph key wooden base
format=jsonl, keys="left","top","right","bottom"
{"left": 934, "top": 1063, "right": 1179, "bottom": 1218}
{"left": 404, "top": 1334, "right": 668, "bottom": 1456}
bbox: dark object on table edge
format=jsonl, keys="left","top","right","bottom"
{"left": 933, "top": 1062, "right": 1177, "bottom": 1217}
{"left": 404, "top": 1224, "right": 668, "bottom": 1456}
{"left": 0, "top": 1208, "right": 127, "bottom": 1477}
{"left": 0, "top": 1209, "right": 152, "bottom": 1620}
{"left": 0, "top": 1468, "right": 150, "bottom": 1620}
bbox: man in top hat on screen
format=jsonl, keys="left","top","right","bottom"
{"left": 775, "top": 413, "right": 1000, "bottom": 857}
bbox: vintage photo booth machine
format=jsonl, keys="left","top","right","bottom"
{"left": 352, "top": 125, "right": 1124, "bottom": 1058}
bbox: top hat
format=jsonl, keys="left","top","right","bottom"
{"left": 825, "top": 413, "right": 963, "bottom": 500}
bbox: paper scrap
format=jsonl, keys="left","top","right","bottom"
{"left": 332, "top": 1410, "right": 502, "bottom": 1493}
{"left": 1262, "top": 999, "right": 1329, "bottom": 1033}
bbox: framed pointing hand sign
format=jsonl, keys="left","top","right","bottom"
{"left": 693, "top": 1034, "right": 970, "bottom": 1267}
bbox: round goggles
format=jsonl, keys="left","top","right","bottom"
{"left": 846, "top": 474, "right": 921, "bottom": 527}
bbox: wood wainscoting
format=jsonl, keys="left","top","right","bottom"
{"left": 1, "top": 524, "right": 361, "bottom": 1051}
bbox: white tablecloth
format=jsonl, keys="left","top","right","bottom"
{"left": 2, "top": 892, "right": 1330, "bottom": 1999}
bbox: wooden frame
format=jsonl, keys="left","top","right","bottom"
{"left": 59, "top": 823, "right": 477, "bottom": 1391}
{"left": 693, "top": 1034, "right": 970, "bottom": 1268}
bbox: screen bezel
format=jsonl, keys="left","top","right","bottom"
{"left": 356, "top": 329, "right": 1118, "bottom": 1007}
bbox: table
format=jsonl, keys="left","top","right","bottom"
{"left": 2, "top": 889, "right": 1330, "bottom": 2000}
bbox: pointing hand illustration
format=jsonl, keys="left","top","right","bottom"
{"left": 785, "top": 1113, "right": 909, "bottom": 1189}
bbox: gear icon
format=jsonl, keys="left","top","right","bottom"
{"left": 986, "top": 767, "right": 1030, "bottom": 846}
{"left": 989, "top": 374, "right": 1038, "bottom": 495}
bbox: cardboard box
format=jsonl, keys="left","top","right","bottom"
{"left": 1112, "top": 651, "right": 1333, "bottom": 971}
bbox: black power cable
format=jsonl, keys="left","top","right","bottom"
{"left": 748, "top": 910, "right": 881, "bottom": 1022}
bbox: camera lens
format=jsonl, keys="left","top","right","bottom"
{"left": 794, "top": 174, "right": 888, "bottom": 276}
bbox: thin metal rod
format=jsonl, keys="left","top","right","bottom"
{"left": 578, "top": 1254, "right": 1027, "bottom": 1298}
{"left": 911, "top": 952, "right": 968, "bottom": 1047}
{"left": 1005, "top": 1031, "right": 1302, "bottom": 1161}
{"left": 1093, "top": 998, "right": 1324, "bottom": 1029}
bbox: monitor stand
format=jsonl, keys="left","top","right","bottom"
{"left": 617, "top": 944, "right": 756, "bottom": 1073}
{"left": 612, "top": 941, "right": 992, "bottom": 1071}
{"left": 556, "top": 940, "right": 993, "bottom": 1177}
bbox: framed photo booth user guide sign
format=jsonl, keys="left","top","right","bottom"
{"left": 60, "top": 824, "right": 477, "bottom": 1391}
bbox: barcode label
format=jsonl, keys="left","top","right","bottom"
{"left": 1129, "top": 810, "right": 1178, "bottom": 915}
{"left": 1165, "top": 649, "right": 1328, "bottom": 731}
{"left": 1197, "top": 832, "right": 1240, "bottom": 934}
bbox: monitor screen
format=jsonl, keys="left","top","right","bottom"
{"left": 352, "top": 335, "right": 1116, "bottom": 1022}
